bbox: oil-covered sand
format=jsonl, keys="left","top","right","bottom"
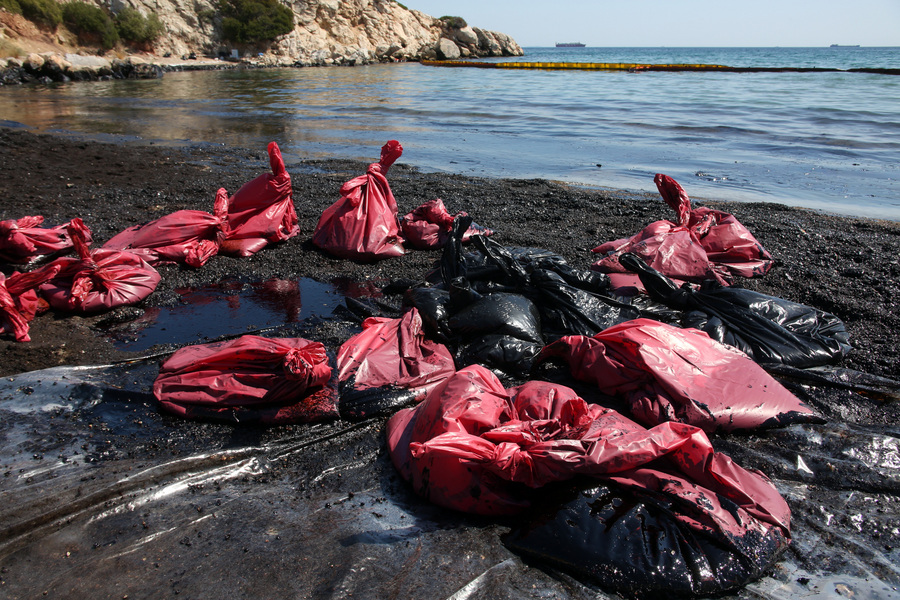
{"left": 0, "top": 128, "right": 898, "bottom": 598}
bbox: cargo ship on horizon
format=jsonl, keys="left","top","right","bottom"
{"left": 555, "top": 42, "right": 586, "bottom": 47}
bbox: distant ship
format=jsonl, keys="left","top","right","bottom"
{"left": 830, "top": 44, "right": 860, "bottom": 47}
{"left": 556, "top": 42, "right": 586, "bottom": 47}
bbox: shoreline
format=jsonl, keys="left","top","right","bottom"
{"left": 0, "top": 51, "right": 317, "bottom": 85}
{"left": 1, "top": 127, "right": 899, "bottom": 598}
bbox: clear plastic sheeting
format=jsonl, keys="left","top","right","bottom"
{"left": 0, "top": 361, "right": 598, "bottom": 599}
{"left": 0, "top": 361, "right": 898, "bottom": 598}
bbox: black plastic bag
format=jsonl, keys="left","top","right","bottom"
{"left": 504, "top": 480, "right": 789, "bottom": 598}
{"left": 448, "top": 292, "right": 543, "bottom": 345}
{"left": 448, "top": 292, "right": 544, "bottom": 374}
{"left": 620, "top": 253, "right": 851, "bottom": 368}
{"left": 403, "top": 285, "right": 453, "bottom": 341}
{"left": 456, "top": 333, "right": 542, "bottom": 376}
{"left": 530, "top": 268, "right": 640, "bottom": 340}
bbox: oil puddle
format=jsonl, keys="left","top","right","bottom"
{"left": 107, "top": 277, "right": 380, "bottom": 351}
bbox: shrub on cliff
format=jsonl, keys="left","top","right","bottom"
{"left": 0, "top": 0, "right": 21, "bottom": 15}
{"left": 439, "top": 16, "right": 467, "bottom": 29}
{"left": 219, "top": 0, "right": 294, "bottom": 44}
{"left": 115, "top": 7, "right": 164, "bottom": 46}
{"left": 17, "top": 0, "right": 62, "bottom": 28}
{"left": 62, "top": 2, "right": 119, "bottom": 50}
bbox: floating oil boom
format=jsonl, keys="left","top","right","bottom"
{"left": 421, "top": 60, "right": 899, "bottom": 75}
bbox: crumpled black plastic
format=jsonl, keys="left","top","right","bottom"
{"left": 504, "top": 480, "right": 788, "bottom": 598}
{"left": 620, "top": 252, "right": 852, "bottom": 369}
{"left": 404, "top": 218, "right": 638, "bottom": 374}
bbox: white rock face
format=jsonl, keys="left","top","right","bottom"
{"left": 103, "top": 0, "right": 522, "bottom": 65}
{"left": 437, "top": 38, "right": 461, "bottom": 60}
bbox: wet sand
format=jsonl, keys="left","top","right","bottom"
{"left": 0, "top": 127, "right": 898, "bottom": 598}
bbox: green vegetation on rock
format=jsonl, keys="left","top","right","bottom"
{"left": 439, "top": 15, "right": 467, "bottom": 29}
{"left": 18, "top": 0, "right": 62, "bottom": 28}
{"left": 219, "top": 0, "right": 294, "bottom": 44}
{"left": 0, "top": 0, "right": 21, "bottom": 16}
{"left": 115, "top": 7, "right": 164, "bottom": 45}
{"left": 62, "top": 1, "right": 119, "bottom": 50}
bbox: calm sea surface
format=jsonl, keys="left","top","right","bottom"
{"left": 2, "top": 46, "right": 899, "bottom": 219}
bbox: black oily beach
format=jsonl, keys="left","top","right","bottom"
{"left": 2, "top": 128, "right": 897, "bottom": 381}
{"left": 0, "top": 127, "right": 899, "bottom": 598}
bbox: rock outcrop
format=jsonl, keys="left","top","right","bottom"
{"left": 1, "top": 0, "right": 522, "bottom": 80}
{"left": 191, "top": 0, "right": 521, "bottom": 65}
{"left": 275, "top": 2, "right": 522, "bottom": 65}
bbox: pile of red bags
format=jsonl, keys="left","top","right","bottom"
{"left": 386, "top": 365, "right": 793, "bottom": 595}
{"left": 33, "top": 218, "right": 161, "bottom": 314}
{"left": 312, "top": 140, "right": 406, "bottom": 262}
{"left": 387, "top": 365, "right": 792, "bottom": 518}
{"left": 153, "top": 335, "right": 337, "bottom": 424}
{"left": 592, "top": 174, "right": 773, "bottom": 289}
{"left": 0, "top": 215, "right": 89, "bottom": 264}
{"left": 0, "top": 265, "right": 59, "bottom": 342}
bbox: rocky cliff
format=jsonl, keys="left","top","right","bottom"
{"left": 1, "top": 0, "right": 522, "bottom": 70}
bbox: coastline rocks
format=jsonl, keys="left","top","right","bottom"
{"left": 266, "top": 1, "right": 520, "bottom": 66}
{"left": 1, "top": 52, "right": 162, "bottom": 84}
{"left": 437, "top": 38, "right": 461, "bottom": 60}
{"left": 0, "top": 0, "right": 524, "bottom": 84}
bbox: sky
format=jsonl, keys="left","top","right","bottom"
{"left": 402, "top": 0, "right": 900, "bottom": 47}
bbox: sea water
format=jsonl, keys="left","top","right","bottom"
{"left": 1, "top": 46, "right": 898, "bottom": 219}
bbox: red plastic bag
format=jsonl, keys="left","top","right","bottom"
{"left": 34, "top": 219, "right": 161, "bottom": 314}
{"left": 103, "top": 188, "right": 229, "bottom": 267}
{"left": 387, "top": 365, "right": 791, "bottom": 531}
{"left": 538, "top": 318, "right": 820, "bottom": 432}
{"left": 592, "top": 174, "right": 773, "bottom": 285}
{"left": 153, "top": 335, "right": 337, "bottom": 424}
{"left": 0, "top": 265, "right": 59, "bottom": 342}
{"left": 219, "top": 141, "right": 299, "bottom": 257}
{"left": 336, "top": 308, "right": 456, "bottom": 418}
{"left": 312, "top": 140, "right": 405, "bottom": 261}
{"left": 400, "top": 199, "right": 495, "bottom": 250}
{"left": 0, "top": 215, "right": 91, "bottom": 264}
